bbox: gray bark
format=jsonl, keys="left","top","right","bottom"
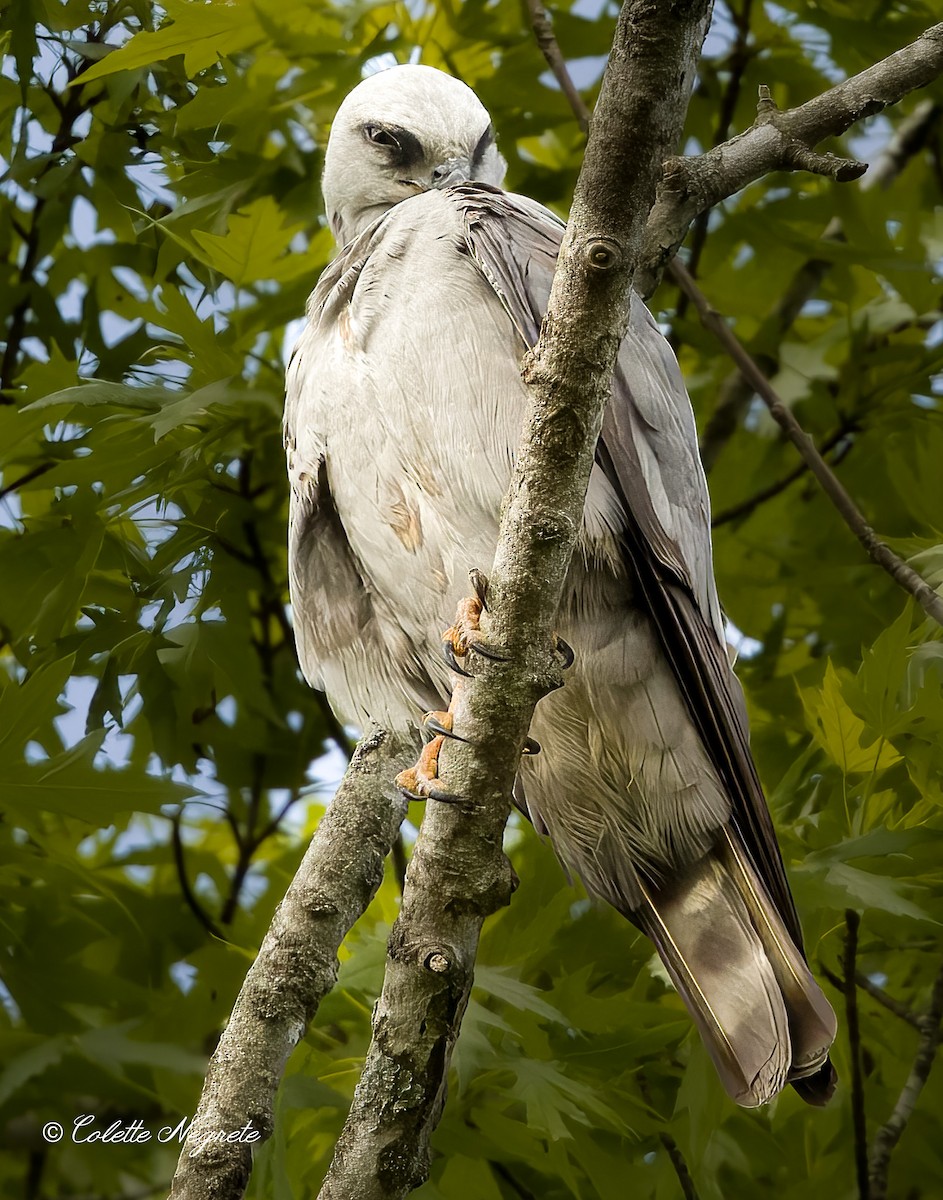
{"left": 167, "top": 729, "right": 415, "bottom": 1200}
{"left": 868, "top": 962, "right": 943, "bottom": 1200}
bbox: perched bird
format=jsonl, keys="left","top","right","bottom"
{"left": 284, "top": 64, "right": 837, "bottom": 1107}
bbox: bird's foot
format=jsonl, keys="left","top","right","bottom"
{"left": 397, "top": 571, "right": 552, "bottom": 803}
{"left": 441, "top": 582, "right": 509, "bottom": 675}
{"left": 420, "top": 709, "right": 466, "bottom": 743}
{"left": 395, "top": 735, "right": 461, "bottom": 804}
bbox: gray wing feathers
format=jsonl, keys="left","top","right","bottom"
{"left": 451, "top": 183, "right": 805, "bottom": 948}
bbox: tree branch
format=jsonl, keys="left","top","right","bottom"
{"left": 638, "top": 23, "right": 943, "bottom": 297}
{"left": 525, "top": 0, "right": 591, "bottom": 133}
{"left": 2, "top": 53, "right": 100, "bottom": 397}
{"left": 315, "top": 2, "right": 713, "bottom": 1196}
{"left": 219, "top": 754, "right": 265, "bottom": 926}
{"left": 167, "top": 728, "right": 415, "bottom": 1200}
{"left": 670, "top": 258, "right": 943, "bottom": 627}
{"left": 869, "top": 960, "right": 943, "bottom": 1200}
{"left": 0, "top": 462, "right": 55, "bottom": 503}
{"left": 637, "top": 1073, "right": 700, "bottom": 1200}
{"left": 171, "top": 811, "right": 225, "bottom": 942}
{"left": 820, "top": 962, "right": 923, "bottom": 1033}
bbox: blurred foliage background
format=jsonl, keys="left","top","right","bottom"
{"left": 2, "top": 0, "right": 943, "bottom": 1197}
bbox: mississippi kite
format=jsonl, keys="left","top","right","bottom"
{"left": 284, "top": 64, "right": 837, "bottom": 1107}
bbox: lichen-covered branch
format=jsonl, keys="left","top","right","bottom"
{"left": 167, "top": 729, "right": 415, "bottom": 1200}
{"left": 671, "top": 259, "right": 943, "bottom": 628}
{"left": 315, "top": 2, "right": 713, "bottom": 1197}
{"left": 637, "top": 22, "right": 943, "bottom": 297}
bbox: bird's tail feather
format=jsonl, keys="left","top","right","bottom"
{"left": 634, "top": 835, "right": 836, "bottom": 1107}
{"left": 717, "top": 829, "right": 837, "bottom": 1081}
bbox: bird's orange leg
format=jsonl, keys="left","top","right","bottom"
{"left": 395, "top": 589, "right": 497, "bottom": 803}
{"left": 395, "top": 574, "right": 558, "bottom": 802}
{"left": 395, "top": 728, "right": 459, "bottom": 804}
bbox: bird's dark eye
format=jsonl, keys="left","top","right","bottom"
{"left": 363, "top": 123, "right": 401, "bottom": 149}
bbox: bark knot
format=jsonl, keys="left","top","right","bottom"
{"left": 582, "top": 236, "right": 623, "bottom": 272}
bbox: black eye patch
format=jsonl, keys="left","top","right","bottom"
{"left": 471, "top": 123, "right": 495, "bottom": 169}
{"left": 362, "top": 122, "right": 424, "bottom": 171}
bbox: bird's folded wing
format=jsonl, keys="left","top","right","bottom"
{"left": 449, "top": 182, "right": 804, "bottom": 950}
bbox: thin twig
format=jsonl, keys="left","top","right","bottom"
{"left": 489, "top": 1161, "right": 537, "bottom": 1200}
{"left": 0, "top": 463, "right": 55, "bottom": 503}
{"left": 171, "top": 811, "right": 225, "bottom": 941}
{"left": 671, "top": 259, "right": 943, "bottom": 628}
{"left": 820, "top": 962, "right": 923, "bottom": 1032}
{"left": 697, "top": 256, "right": 831, "bottom": 473}
{"left": 219, "top": 755, "right": 264, "bottom": 926}
{"left": 856, "top": 972, "right": 925, "bottom": 1033}
{"left": 842, "top": 911, "right": 870, "bottom": 1200}
{"left": 255, "top": 788, "right": 304, "bottom": 845}
{"left": 637, "top": 1073, "right": 700, "bottom": 1200}
{"left": 525, "top": 0, "right": 591, "bottom": 132}
{"left": 660, "top": 1131, "right": 700, "bottom": 1200}
{"left": 2, "top": 56, "right": 101, "bottom": 396}
{"left": 869, "top": 960, "right": 943, "bottom": 1199}
{"left": 638, "top": 23, "right": 943, "bottom": 296}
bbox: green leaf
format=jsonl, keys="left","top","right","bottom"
{"left": 799, "top": 661, "right": 901, "bottom": 775}
{"left": 23, "top": 381, "right": 167, "bottom": 413}
{"left": 474, "top": 965, "right": 567, "bottom": 1025}
{"left": 74, "top": 0, "right": 264, "bottom": 83}
{"left": 191, "top": 197, "right": 307, "bottom": 287}
{"left": 0, "top": 655, "right": 75, "bottom": 757}
{"left": 3, "top": 734, "right": 193, "bottom": 822}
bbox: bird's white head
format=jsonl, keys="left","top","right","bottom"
{"left": 322, "top": 64, "right": 507, "bottom": 246}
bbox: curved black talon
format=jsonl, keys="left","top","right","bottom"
{"left": 428, "top": 786, "right": 463, "bottom": 805}
{"left": 469, "top": 568, "right": 490, "bottom": 611}
{"left": 399, "top": 783, "right": 461, "bottom": 804}
{"left": 422, "top": 714, "right": 468, "bottom": 743}
{"left": 555, "top": 636, "right": 575, "bottom": 670}
{"left": 522, "top": 737, "right": 541, "bottom": 756}
{"left": 442, "top": 639, "right": 473, "bottom": 677}
{"left": 467, "top": 640, "right": 510, "bottom": 662}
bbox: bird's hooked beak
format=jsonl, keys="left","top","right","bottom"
{"left": 431, "top": 157, "right": 472, "bottom": 189}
